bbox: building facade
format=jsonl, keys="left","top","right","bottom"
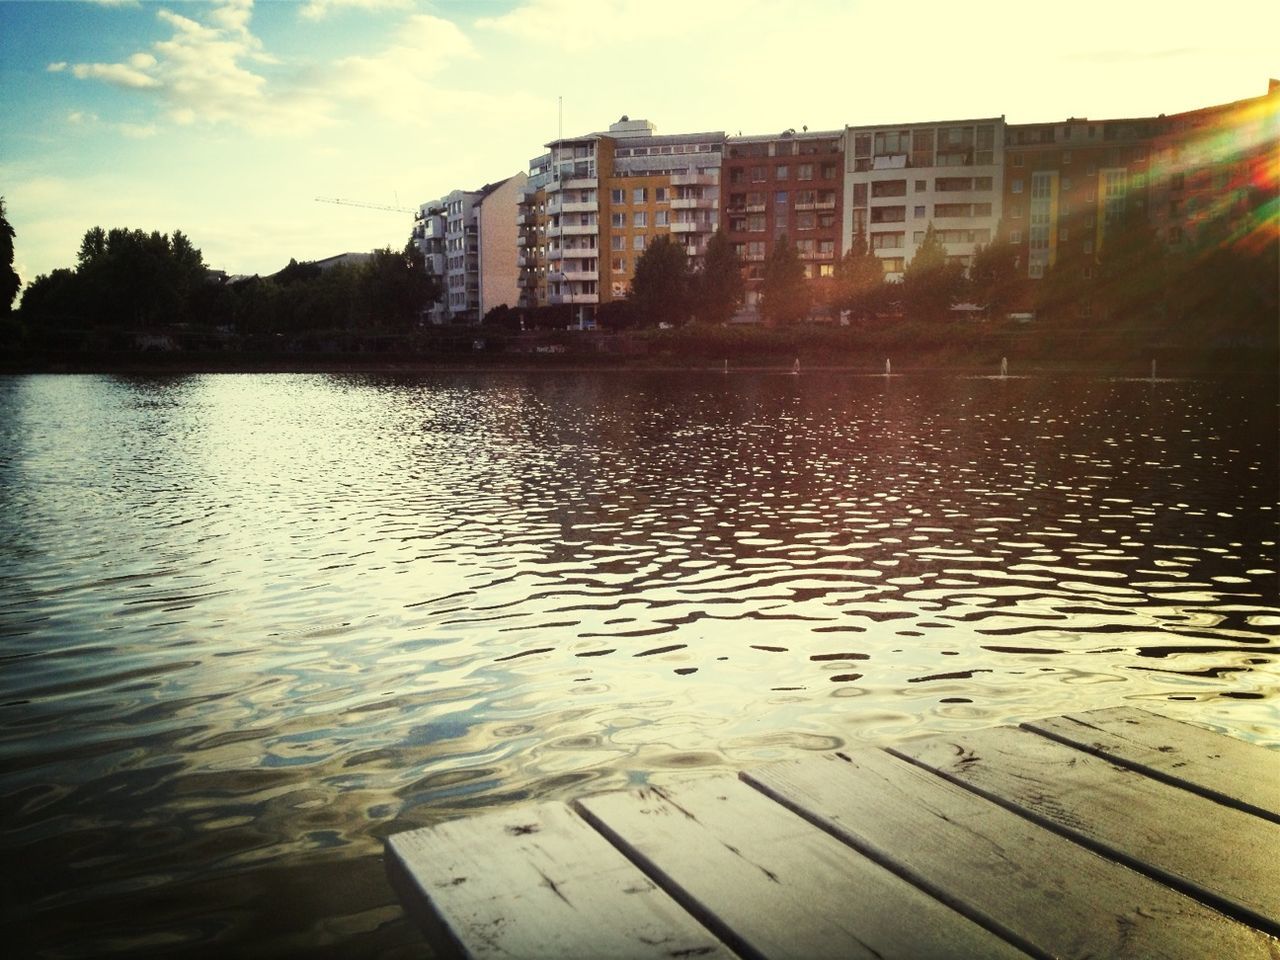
{"left": 721, "top": 130, "right": 843, "bottom": 316}
{"left": 843, "top": 117, "right": 1004, "bottom": 280}
{"left": 474, "top": 173, "right": 526, "bottom": 320}
{"left": 517, "top": 118, "right": 724, "bottom": 328}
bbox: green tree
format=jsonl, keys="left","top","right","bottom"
{"left": 1096, "top": 205, "right": 1168, "bottom": 331}
{"left": 832, "top": 230, "right": 884, "bottom": 319}
{"left": 760, "top": 235, "right": 809, "bottom": 324}
{"left": 967, "top": 221, "right": 1023, "bottom": 317}
{"left": 689, "top": 229, "right": 744, "bottom": 325}
{"left": 630, "top": 234, "right": 690, "bottom": 326}
{"left": 901, "top": 223, "right": 965, "bottom": 320}
{"left": 1034, "top": 240, "right": 1096, "bottom": 325}
{"left": 358, "top": 241, "right": 441, "bottom": 330}
{"left": 1, "top": 198, "right": 20, "bottom": 313}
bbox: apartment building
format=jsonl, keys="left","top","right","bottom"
{"left": 516, "top": 117, "right": 724, "bottom": 329}
{"left": 1003, "top": 117, "right": 1154, "bottom": 281}
{"left": 413, "top": 187, "right": 481, "bottom": 324}
{"left": 1146, "top": 82, "right": 1280, "bottom": 253}
{"left": 721, "top": 129, "right": 843, "bottom": 315}
{"left": 844, "top": 118, "right": 1004, "bottom": 280}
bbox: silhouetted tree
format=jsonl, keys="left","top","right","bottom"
{"left": 1, "top": 198, "right": 19, "bottom": 313}
{"left": 760, "top": 235, "right": 809, "bottom": 324}
{"left": 967, "top": 221, "right": 1023, "bottom": 317}
{"left": 689, "top": 229, "right": 744, "bottom": 325}
{"left": 901, "top": 223, "right": 965, "bottom": 320}
{"left": 630, "top": 235, "right": 690, "bottom": 325}
{"left": 832, "top": 230, "right": 885, "bottom": 319}
{"left": 1096, "top": 205, "right": 1168, "bottom": 329}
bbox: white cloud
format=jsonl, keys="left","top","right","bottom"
{"left": 299, "top": 0, "right": 413, "bottom": 21}
{"left": 47, "top": 62, "right": 68, "bottom": 73}
{"left": 56, "top": 0, "right": 329, "bottom": 134}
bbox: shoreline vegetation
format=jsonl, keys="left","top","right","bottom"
{"left": 3, "top": 321, "right": 1275, "bottom": 380}
{"left": 3, "top": 216, "right": 1276, "bottom": 382}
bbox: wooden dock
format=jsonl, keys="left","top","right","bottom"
{"left": 385, "top": 706, "right": 1280, "bottom": 959}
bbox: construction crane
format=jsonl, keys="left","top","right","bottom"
{"left": 315, "top": 197, "right": 415, "bottom": 213}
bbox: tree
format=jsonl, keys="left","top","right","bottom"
{"left": 760, "top": 235, "right": 809, "bottom": 324}
{"left": 1, "top": 198, "right": 19, "bottom": 313}
{"left": 689, "top": 229, "right": 743, "bottom": 325}
{"left": 901, "top": 223, "right": 965, "bottom": 320}
{"left": 1095, "top": 204, "right": 1168, "bottom": 330}
{"left": 832, "top": 230, "right": 885, "bottom": 319}
{"left": 630, "top": 234, "right": 690, "bottom": 326}
{"left": 358, "top": 241, "right": 441, "bottom": 330}
{"left": 967, "top": 221, "right": 1023, "bottom": 317}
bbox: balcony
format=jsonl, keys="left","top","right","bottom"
{"left": 671, "top": 172, "right": 718, "bottom": 186}
{"left": 745, "top": 203, "right": 766, "bottom": 213}
{"left": 562, "top": 201, "right": 599, "bottom": 213}
{"left": 551, "top": 292, "right": 599, "bottom": 304}
{"left": 545, "top": 224, "right": 562, "bottom": 239}
{"left": 744, "top": 253, "right": 765, "bottom": 262}
{"left": 794, "top": 203, "right": 816, "bottom": 212}
{"left": 562, "top": 247, "right": 599, "bottom": 259}
{"left": 516, "top": 255, "right": 531, "bottom": 267}
{"left": 516, "top": 212, "right": 535, "bottom": 225}
{"left": 801, "top": 251, "right": 835, "bottom": 260}
{"left": 563, "top": 269, "right": 599, "bottom": 282}
{"left": 816, "top": 200, "right": 837, "bottom": 210}
{"left": 671, "top": 197, "right": 714, "bottom": 209}
{"left": 519, "top": 233, "right": 538, "bottom": 246}
{"left": 671, "top": 221, "right": 706, "bottom": 233}
{"left": 562, "top": 224, "right": 598, "bottom": 235}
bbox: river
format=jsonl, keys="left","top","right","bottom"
{"left": 1, "top": 370, "right": 1276, "bottom": 957}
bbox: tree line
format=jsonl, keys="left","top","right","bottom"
{"left": 8, "top": 218, "right": 441, "bottom": 353}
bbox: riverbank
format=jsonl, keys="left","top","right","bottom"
{"left": 4, "top": 319, "right": 1276, "bottom": 379}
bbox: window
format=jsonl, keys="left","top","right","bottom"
{"left": 1029, "top": 261, "right": 1045, "bottom": 278}
{"left": 818, "top": 213, "right": 834, "bottom": 228}
{"left": 729, "top": 168, "right": 746, "bottom": 185}
{"left": 633, "top": 211, "right": 647, "bottom": 227}
{"left": 871, "top": 206, "right": 906, "bottom": 223}
{"left": 818, "top": 263, "right": 835, "bottom": 277}
{"left": 1062, "top": 151, "right": 1072, "bottom": 164}
{"left": 1011, "top": 179, "right": 1024, "bottom": 194}
{"left": 852, "top": 183, "right": 868, "bottom": 205}
{"left": 632, "top": 187, "right": 647, "bottom": 203}
{"left": 655, "top": 210, "right": 669, "bottom": 227}
{"left": 874, "top": 130, "right": 910, "bottom": 155}
{"left": 913, "top": 231, "right": 925, "bottom": 243}
{"left": 1059, "top": 227, "right": 1069, "bottom": 241}
{"left": 798, "top": 164, "right": 814, "bottom": 180}
{"left": 747, "top": 214, "right": 766, "bottom": 232}
{"left": 611, "top": 212, "right": 625, "bottom": 227}
{"left": 776, "top": 165, "right": 789, "bottom": 179}
{"left": 820, "top": 163, "right": 837, "bottom": 180}
{"left": 872, "top": 180, "right": 907, "bottom": 198}
{"left": 914, "top": 205, "right": 926, "bottom": 218}
{"left": 880, "top": 256, "right": 905, "bottom": 273}
{"left": 1009, "top": 229, "right": 1022, "bottom": 243}
{"left": 611, "top": 256, "right": 626, "bottom": 272}
{"left": 655, "top": 187, "right": 668, "bottom": 203}
{"left": 775, "top": 191, "right": 788, "bottom": 205}
{"left": 915, "top": 180, "right": 927, "bottom": 191}
{"left": 1083, "top": 239, "right": 1094, "bottom": 253}
{"left": 871, "top": 231, "right": 904, "bottom": 250}
{"left": 935, "top": 203, "right": 971, "bottom": 218}
{"left": 1061, "top": 177, "right": 1072, "bottom": 192}
{"left": 747, "top": 241, "right": 766, "bottom": 260}
{"left": 973, "top": 203, "right": 992, "bottom": 216}
{"left": 796, "top": 212, "right": 816, "bottom": 230}
{"left": 633, "top": 234, "right": 646, "bottom": 251}
{"left": 795, "top": 238, "right": 815, "bottom": 255}
{"left": 611, "top": 235, "right": 625, "bottom": 251}
{"left": 1011, "top": 153, "right": 1023, "bottom": 167}
{"left": 751, "top": 166, "right": 767, "bottom": 182}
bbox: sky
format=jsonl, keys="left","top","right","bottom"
{"left": 2, "top": 0, "right": 1278, "bottom": 287}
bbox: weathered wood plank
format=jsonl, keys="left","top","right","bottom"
{"left": 575, "top": 774, "right": 1027, "bottom": 960}
{"left": 745, "top": 750, "right": 1279, "bottom": 959}
{"left": 892, "top": 725, "right": 1280, "bottom": 936}
{"left": 1023, "top": 706, "right": 1280, "bottom": 821}
{"left": 385, "top": 800, "right": 735, "bottom": 960}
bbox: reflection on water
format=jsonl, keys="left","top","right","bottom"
{"left": 1, "top": 371, "right": 1276, "bottom": 957}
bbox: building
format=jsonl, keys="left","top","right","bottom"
{"left": 517, "top": 117, "right": 724, "bottom": 329}
{"left": 1002, "top": 116, "right": 1155, "bottom": 282}
{"left": 721, "top": 129, "right": 843, "bottom": 317}
{"left": 1146, "top": 82, "right": 1280, "bottom": 254}
{"left": 414, "top": 187, "right": 482, "bottom": 324}
{"left": 474, "top": 174, "right": 527, "bottom": 321}
{"left": 843, "top": 117, "right": 1005, "bottom": 280}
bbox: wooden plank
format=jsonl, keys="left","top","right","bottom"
{"left": 1023, "top": 706, "right": 1280, "bottom": 821}
{"left": 745, "top": 751, "right": 1279, "bottom": 959}
{"left": 575, "top": 775, "right": 1027, "bottom": 960}
{"left": 892, "top": 725, "right": 1280, "bottom": 936}
{"left": 385, "top": 800, "right": 735, "bottom": 960}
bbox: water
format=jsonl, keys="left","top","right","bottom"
{"left": 1, "top": 371, "right": 1277, "bottom": 958}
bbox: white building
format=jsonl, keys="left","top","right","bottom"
{"left": 843, "top": 117, "right": 1005, "bottom": 280}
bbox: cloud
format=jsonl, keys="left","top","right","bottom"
{"left": 54, "top": 0, "right": 329, "bottom": 134}
{"left": 47, "top": 62, "right": 68, "bottom": 73}
{"left": 299, "top": 0, "right": 413, "bottom": 20}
